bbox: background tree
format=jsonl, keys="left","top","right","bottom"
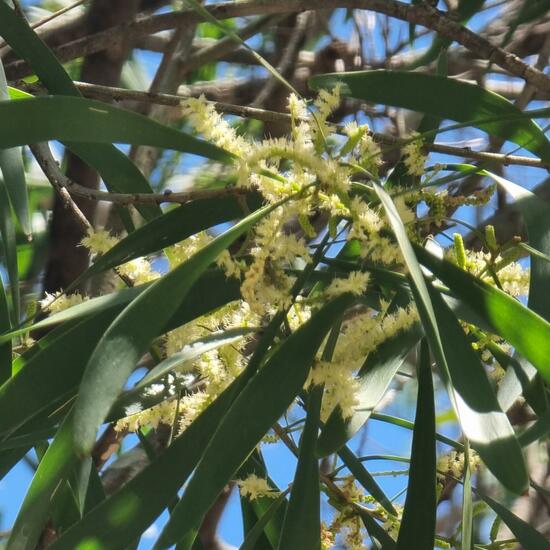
{"left": 0, "top": 0, "right": 549, "bottom": 548}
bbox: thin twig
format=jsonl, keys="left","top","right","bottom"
{"left": 252, "top": 12, "right": 311, "bottom": 107}
{"left": 29, "top": 143, "right": 92, "bottom": 231}
{"left": 181, "top": 14, "right": 278, "bottom": 75}
{"left": 29, "top": 0, "right": 86, "bottom": 31}
{"left": 22, "top": 79, "right": 550, "bottom": 170}
{"left": 0, "top": 0, "right": 86, "bottom": 51}
{"left": 30, "top": 141, "right": 246, "bottom": 206}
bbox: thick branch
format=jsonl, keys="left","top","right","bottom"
{"left": 5, "top": 0, "right": 550, "bottom": 94}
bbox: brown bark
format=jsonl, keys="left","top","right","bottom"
{"left": 42, "top": 0, "right": 139, "bottom": 293}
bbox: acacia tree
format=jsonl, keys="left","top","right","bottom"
{"left": 0, "top": 0, "right": 549, "bottom": 549}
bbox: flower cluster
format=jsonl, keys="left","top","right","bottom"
{"left": 437, "top": 450, "right": 481, "bottom": 481}
{"left": 402, "top": 133, "right": 427, "bottom": 176}
{"left": 237, "top": 474, "right": 280, "bottom": 501}
{"left": 41, "top": 86, "right": 527, "bottom": 544}
{"left": 307, "top": 303, "right": 418, "bottom": 420}
{"left": 448, "top": 234, "right": 529, "bottom": 297}
{"left": 116, "top": 300, "right": 257, "bottom": 435}
{"left": 39, "top": 291, "right": 88, "bottom": 314}
{"left": 81, "top": 228, "right": 160, "bottom": 285}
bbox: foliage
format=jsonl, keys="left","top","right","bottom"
{"left": 0, "top": 1, "right": 549, "bottom": 549}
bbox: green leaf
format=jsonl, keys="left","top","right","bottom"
{"left": 396, "top": 339, "right": 436, "bottom": 550}
{"left": 485, "top": 174, "right": 550, "bottom": 413}
{"left": 374, "top": 183, "right": 528, "bottom": 495}
{"left": 154, "top": 294, "right": 356, "bottom": 550}
{"left": 0, "top": 61, "right": 22, "bottom": 324}
{"left": 309, "top": 71, "right": 550, "bottom": 162}
{"left": 277, "top": 386, "right": 322, "bottom": 550}
{"left": 318, "top": 324, "right": 421, "bottom": 457}
{"left": 73, "top": 204, "right": 273, "bottom": 456}
{"left": 487, "top": 173, "right": 550, "bottom": 321}
{"left": 0, "top": 270, "right": 240, "bottom": 437}
{"left": 237, "top": 451, "right": 286, "bottom": 550}
{"left": 6, "top": 409, "right": 77, "bottom": 550}
{"left": 0, "top": 59, "right": 30, "bottom": 236}
{"left": 0, "top": 310, "right": 116, "bottom": 438}
{"left": 0, "top": 2, "right": 162, "bottom": 221}
{"left": 240, "top": 493, "right": 288, "bottom": 550}
{"left": 49, "top": 365, "right": 266, "bottom": 550}
{"left": 414, "top": 245, "right": 550, "bottom": 386}
{"left": 426, "top": 281, "right": 528, "bottom": 494}
{"left": 0, "top": 285, "right": 144, "bottom": 344}
{"left": 480, "top": 494, "right": 550, "bottom": 549}
{"left": 461, "top": 442, "right": 473, "bottom": 550}
{"left": 0, "top": 176, "right": 19, "bottom": 326}
{"left": 338, "top": 445, "right": 397, "bottom": 516}
{"left": 357, "top": 507, "right": 396, "bottom": 550}
{"left": 0, "top": 273, "right": 11, "bottom": 384}
{"left": 73, "top": 193, "right": 259, "bottom": 286}
{"left": 0, "top": 96, "right": 231, "bottom": 163}
{"left": 0, "top": 428, "right": 56, "bottom": 452}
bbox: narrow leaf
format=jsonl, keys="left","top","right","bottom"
{"left": 73, "top": 204, "right": 273, "bottom": 455}
{"left": 0, "top": 2, "right": 162, "bottom": 220}
{"left": 480, "top": 494, "right": 550, "bottom": 549}
{"left": 358, "top": 507, "right": 396, "bottom": 550}
{"left": 396, "top": 339, "right": 436, "bottom": 550}
{"left": 461, "top": 442, "right": 473, "bottom": 550}
{"left": 0, "top": 96, "right": 231, "bottom": 162}
{"left": 374, "top": 184, "right": 528, "bottom": 494}
{"left": 415, "top": 245, "right": 550, "bottom": 385}
{"left": 7, "top": 410, "right": 76, "bottom": 550}
{"left": 277, "top": 386, "right": 322, "bottom": 550}
{"left": 426, "top": 281, "right": 528, "bottom": 494}
{"left": 240, "top": 493, "right": 288, "bottom": 550}
{"left": 0, "top": 59, "right": 30, "bottom": 235}
{"left": 338, "top": 445, "right": 397, "bottom": 516}
{"left": 309, "top": 71, "right": 550, "bottom": 163}
{"left": 154, "top": 294, "right": 356, "bottom": 550}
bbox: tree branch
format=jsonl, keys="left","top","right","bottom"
{"left": 22, "top": 79, "right": 550, "bottom": 171}
{"left": 5, "top": 0, "right": 550, "bottom": 94}
{"left": 30, "top": 141, "right": 246, "bottom": 206}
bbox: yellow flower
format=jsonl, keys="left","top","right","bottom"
{"left": 81, "top": 228, "right": 118, "bottom": 255}
{"left": 39, "top": 291, "right": 88, "bottom": 314}
{"left": 237, "top": 474, "right": 279, "bottom": 501}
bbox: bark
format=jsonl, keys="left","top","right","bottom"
{"left": 42, "top": 0, "right": 139, "bottom": 293}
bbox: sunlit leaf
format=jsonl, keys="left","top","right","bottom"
{"left": 7, "top": 410, "right": 76, "bottom": 550}
{"left": 73, "top": 204, "right": 274, "bottom": 456}
{"left": 310, "top": 71, "right": 550, "bottom": 162}
{"left": 0, "top": 96, "right": 231, "bottom": 162}
{"left": 415, "top": 245, "right": 550, "bottom": 385}
{"left": 374, "top": 183, "right": 528, "bottom": 494}
{"left": 154, "top": 294, "right": 356, "bottom": 550}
